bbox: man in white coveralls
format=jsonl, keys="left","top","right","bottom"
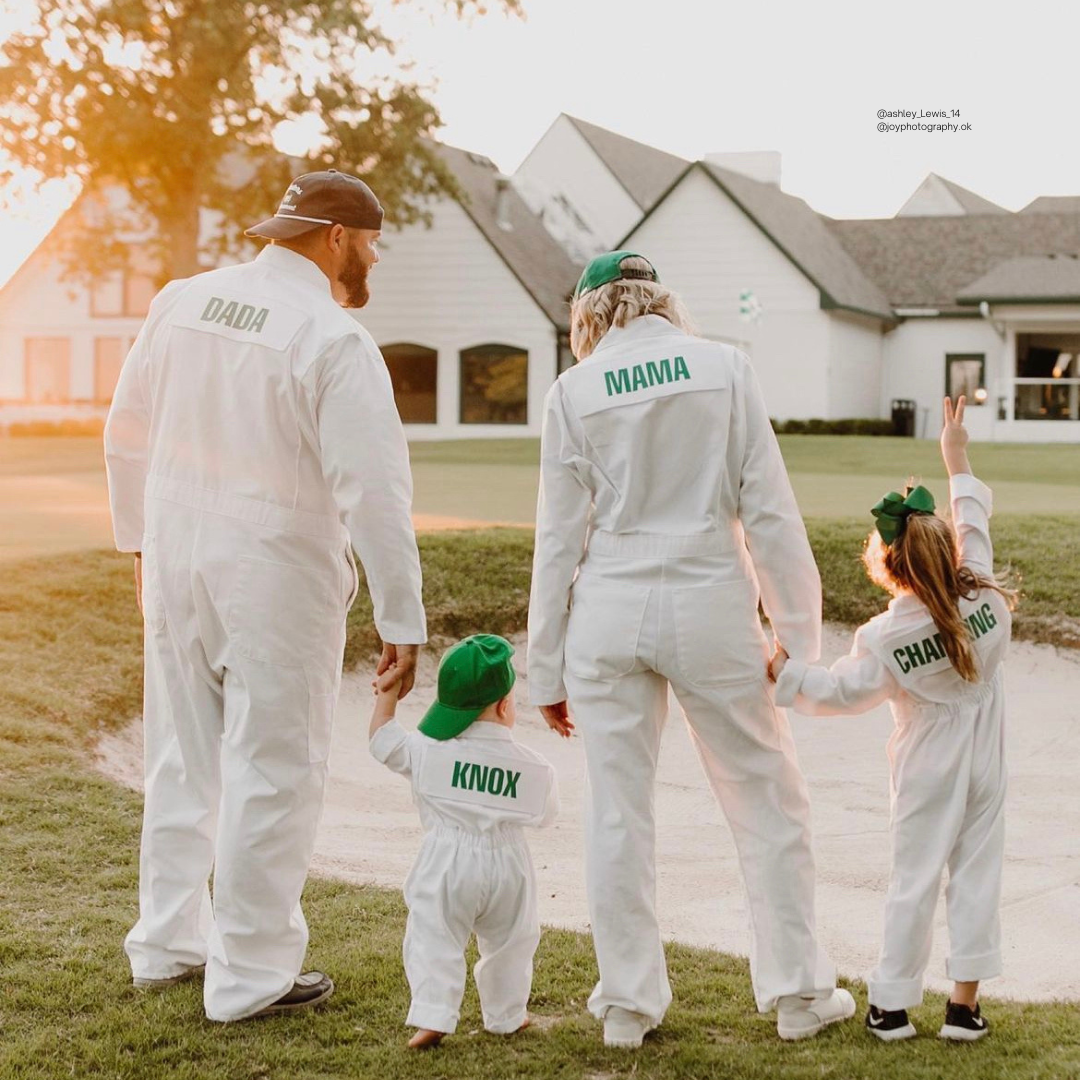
{"left": 104, "top": 169, "right": 426, "bottom": 1022}
{"left": 527, "top": 251, "right": 853, "bottom": 1046}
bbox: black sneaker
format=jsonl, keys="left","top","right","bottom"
{"left": 250, "top": 971, "right": 334, "bottom": 1018}
{"left": 865, "top": 1005, "right": 917, "bottom": 1041}
{"left": 939, "top": 1000, "right": 988, "bottom": 1041}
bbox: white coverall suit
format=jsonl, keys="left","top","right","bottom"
{"left": 104, "top": 244, "right": 426, "bottom": 1021}
{"left": 776, "top": 473, "right": 1010, "bottom": 1011}
{"left": 527, "top": 314, "right": 835, "bottom": 1024}
{"left": 370, "top": 719, "right": 558, "bottom": 1034}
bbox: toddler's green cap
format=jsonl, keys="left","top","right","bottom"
{"left": 418, "top": 634, "right": 516, "bottom": 741}
{"left": 574, "top": 250, "right": 659, "bottom": 299}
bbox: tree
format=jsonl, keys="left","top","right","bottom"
{"left": 0, "top": 0, "right": 522, "bottom": 284}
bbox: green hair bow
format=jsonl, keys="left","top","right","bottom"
{"left": 871, "top": 485, "right": 936, "bottom": 546}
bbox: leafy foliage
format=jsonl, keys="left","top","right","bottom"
{"left": 0, "top": 0, "right": 522, "bottom": 282}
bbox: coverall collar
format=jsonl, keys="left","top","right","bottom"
{"left": 589, "top": 314, "right": 681, "bottom": 357}
{"left": 256, "top": 243, "right": 334, "bottom": 294}
{"left": 456, "top": 720, "right": 515, "bottom": 742}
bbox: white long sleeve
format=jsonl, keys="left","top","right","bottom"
{"left": 310, "top": 332, "right": 426, "bottom": 645}
{"left": 950, "top": 472, "right": 994, "bottom": 577}
{"left": 527, "top": 382, "right": 592, "bottom": 705}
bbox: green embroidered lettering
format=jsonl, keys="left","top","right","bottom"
{"left": 893, "top": 648, "right": 911, "bottom": 674}
{"left": 504, "top": 771, "right": 520, "bottom": 799}
{"left": 981, "top": 602, "right": 997, "bottom": 629}
{"left": 658, "top": 358, "right": 672, "bottom": 382}
{"left": 605, "top": 369, "right": 631, "bottom": 396}
{"left": 904, "top": 642, "right": 925, "bottom": 670}
{"left": 673, "top": 355, "right": 691, "bottom": 381}
{"left": 645, "top": 360, "right": 663, "bottom": 386}
{"left": 488, "top": 767, "right": 505, "bottom": 796}
{"left": 201, "top": 297, "right": 224, "bottom": 322}
{"left": 922, "top": 635, "right": 942, "bottom": 662}
{"left": 451, "top": 761, "right": 469, "bottom": 789}
{"left": 469, "top": 763, "right": 489, "bottom": 792}
{"left": 631, "top": 364, "right": 648, "bottom": 391}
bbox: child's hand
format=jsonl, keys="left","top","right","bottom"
{"left": 941, "top": 396, "right": 971, "bottom": 477}
{"left": 370, "top": 667, "right": 404, "bottom": 733}
{"left": 767, "top": 645, "right": 788, "bottom": 683}
{"left": 540, "top": 701, "right": 575, "bottom": 739}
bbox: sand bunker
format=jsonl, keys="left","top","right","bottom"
{"left": 96, "top": 624, "right": 1080, "bottom": 1002}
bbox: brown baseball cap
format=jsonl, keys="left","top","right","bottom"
{"left": 245, "top": 169, "right": 384, "bottom": 240}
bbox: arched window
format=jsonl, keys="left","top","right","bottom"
{"left": 381, "top": 343, "right": 438, "bottom": 424}
{"left": 459, "top": 344, "right": 528, "bottom": 425}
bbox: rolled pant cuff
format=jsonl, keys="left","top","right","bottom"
{"left": 407, "top": 1000, "right": 459, "bottom": 1034}
{"left": 868, "top": 975, "right": 924, "bottom": 1012}
{"left": 947, "top": 951, "right": 1002, "bottom": 983}
{"left": 484, "top": 1009, "right": 527, "bottom": 1035}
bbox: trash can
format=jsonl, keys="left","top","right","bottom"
{"left": 891, "top": 398, "right": 916, "bottom": 437}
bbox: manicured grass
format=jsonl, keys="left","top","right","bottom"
{"left": 3, "top": 542, "right": 1080, "bottom": 1078}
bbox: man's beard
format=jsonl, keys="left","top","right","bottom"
{"left": 339, "top": 244, "right": 370, "bottom": 308}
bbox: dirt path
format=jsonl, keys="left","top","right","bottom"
{"left": 96, "top": 625, "right": 1080, "bottom": 1003}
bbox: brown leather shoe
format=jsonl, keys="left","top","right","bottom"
{"left": 251, "top": 971, "right": 334, "bottom": 1017}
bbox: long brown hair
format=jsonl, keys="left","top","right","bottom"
{"left": 863, "top": 506, "right": 1017, "bottom": 682}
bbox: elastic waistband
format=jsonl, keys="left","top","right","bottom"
{"left": 146, "top": 475, "right": 345, "bottom": 541}
{"left": 587, "top": 528, "right": 739, "bottom": 558}
{"left": 426, "top": 824, "right": 526, "bottom": 849}
{"left": 894, "top": 675, "right": 998, "bottom": 723}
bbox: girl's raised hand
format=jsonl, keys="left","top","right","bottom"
{"left": 941, "top": 395, "right": 971, "bottom": 476}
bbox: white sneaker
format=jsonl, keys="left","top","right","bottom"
{"left": 776, "top": 988, "right": 856, "bottom": 1041}
{"left": 133, "top": 963, "right": 205, "bottom": 990}
{"left": 603, "top": 1006, "right": 655, "bottom": 1048}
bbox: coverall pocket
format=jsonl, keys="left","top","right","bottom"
{"left": 229, "top": 555, "right": 334, "bottom": 668}
{"left": 564, "top": 576, "right": 650, "bottom": 680}
{"left": 342, "top": 545, "right": 361, "bottom": 611}
{"left": 140, "top": 537, "right": 166, "bottom": 632}
{"left": 672, "top": 579, "right": 769, "bottom": 687}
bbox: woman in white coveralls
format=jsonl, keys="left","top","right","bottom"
{"left": 527, "top": 251, "right": 853, "bottom": 1047}
{"left": 104, "top": 170, "right": 427, "bottom": 1022}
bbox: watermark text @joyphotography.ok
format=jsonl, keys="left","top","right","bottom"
{"left": 877, "top": 108, "right": 972, "bottom": 133}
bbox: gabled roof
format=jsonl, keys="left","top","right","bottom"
{"left": 1021, "top": 195, "right": 1080, "bottom": 214}
{"left": 688, "top": 162, "right": 894, "bottom": 320}
{"left": 955, "top": 254, "right": 1080, "bottom": 304}
{"left": 435, "top": 143, "right": 579, "bottom": 331}
{"left": 827, "top": 213, "right": 1080, "bottom": 312}
{"left": 565, "top": 115, "right": 689, "bottom": 212}
{"left": 936, "top": 174, "right": 1008, "bottom": 215}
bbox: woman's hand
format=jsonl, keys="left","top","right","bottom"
{"left": 941, "top": 395, "right": 972, "bottom": 477}
{"left": 767, "top": 645, "right": 788, "bottom": 683}
{"left": 540, "top": 701, "right": 575, "bottom": 738}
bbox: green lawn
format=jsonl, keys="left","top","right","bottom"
{"left": 3, "top": 544, "right": 1079, "bottom": 1079}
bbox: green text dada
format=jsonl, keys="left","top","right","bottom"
{"left": 893, "top": 602, "right": 999, "bottom": 674}
{"left": 451, "top": 760, "right": 521, "bottom": 799}
{"left": 605, "top": 356, "right": 691, "bottom": 397}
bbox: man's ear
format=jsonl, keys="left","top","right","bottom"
{"left": 326, "top": 223, "right": 347, "bottom": 253}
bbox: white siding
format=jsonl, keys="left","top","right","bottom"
{"left": 513, "top": 115, "right": 642, "bottom": 258}
{"left": 883, "top": 317, "right": 1002, "bottom": 439}
{"left": 358, "top": 195, "right": 557, "bottom": 438}
{"left": 827, "top": 311, "right": 883, "bottom": 418}
{"left": 625, "top": 167, "right": 832, "bottom": 420}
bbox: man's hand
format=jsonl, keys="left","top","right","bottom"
{"left": 540, "top": 701, "right": 575, "bottom": 739}
{"left": 767, "top": 645, "right": 788, "bottom": 683}
{"left": 377, "top": 643, "right": 419, "bottom": 699}
{"left": 941, "top": 395, "right": 971, "bottom": 478}
{"left": 134, "top": 555, "right": 143, "bottom": 616}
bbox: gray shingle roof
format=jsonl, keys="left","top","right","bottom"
{"left": 955, "top": 254, "right": 1080, "bottom": 303}
{"left": 435, "top": 143, "right": 579, "bottom": 331}
{"left": 1021, "top": 196, "right": 1080, "bottom": 214}
{"left": 566, "top": 115, "right": 689, "bottom": 212}
{"left": 697, "top": 163, "right": 894, "bottom": 320}
{"left": 827, "top": 214, "right": 1080, "bottom": 311}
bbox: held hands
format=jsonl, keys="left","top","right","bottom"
{"left": 369, "top": 666, "right": 403, "bottom": 736}
{"left": 767, "top": 644, "right": 788, "bottom": 684}
{"left": 540, "top": 701, "right": 575, "bottom": 739}
{"left": 940, "top": 395, "right": 971, "bottom": 478}
{"left": 377, "top": 642, "right": 419, "bottom": 699}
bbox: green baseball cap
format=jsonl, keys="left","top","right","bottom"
{"left": 418, "top": 634, "right": 517, "bottom": 741}
{"left": 573, "top": 250, "right": 660, "bottom": 299}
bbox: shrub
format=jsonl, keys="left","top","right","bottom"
{"left": 769, "top": 417, "right": 894, "bottom": 436}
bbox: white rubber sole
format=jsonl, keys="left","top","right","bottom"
{"left": 867, "top": 1020, "right": 918, "bottom": 1041}
{"left": 939, "top": 1022, "right": 988, "bottom": 1042}
{"left": 777, "top": 988, "right": 857, "bottom": 1041}
{"left": 603, "top": 1007, "right": 654, "bottom": 1049}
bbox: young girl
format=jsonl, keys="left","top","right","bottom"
{"left": 772, "top": 396, "right": 1016, "bottom": 1042}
